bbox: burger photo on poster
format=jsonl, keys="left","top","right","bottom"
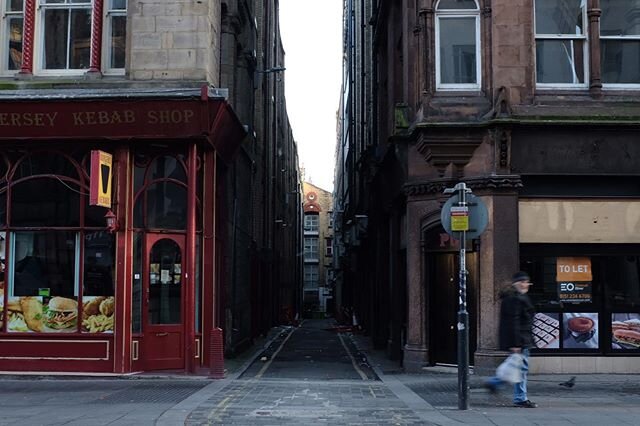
{"left": 612, "top": 314, "right": 640, "bottom": 350}
{"left": 45, "top": 297, "right": 78, "bottom": 331}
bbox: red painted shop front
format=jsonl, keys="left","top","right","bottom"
{"left": 0, "top": 88, "right": 245, "bottom": 373}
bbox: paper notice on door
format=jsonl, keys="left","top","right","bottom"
{"left": 161, "top": 270, "right": 170, "bottom": 284}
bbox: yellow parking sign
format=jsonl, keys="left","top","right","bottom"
{"left": 450, "top": 206, "right": 469, "bottom": 231}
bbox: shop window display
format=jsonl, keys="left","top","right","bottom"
{"left": 1, "top": 150, "right": 116, "bottom": 334}
{"left": 522, "top": 248, "right": 640, "bottom": 353}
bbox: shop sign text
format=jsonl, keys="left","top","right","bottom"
{"left": 0, "top": 109, "right": 195, "bottom": 128}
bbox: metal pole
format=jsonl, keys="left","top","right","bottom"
{"left": 457, "top": 183, "right": 469, "bottom": 410}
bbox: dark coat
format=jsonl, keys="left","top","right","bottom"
{"left": 498, "top": 286, "right": 535, "bottom": 350}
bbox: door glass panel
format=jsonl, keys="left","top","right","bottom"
{"left": 148, "top": 239, "right": 181, "bottom": 324}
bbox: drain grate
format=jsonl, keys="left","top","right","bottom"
{"left": 94, "top": 382, "right": 208, "bottom": 404}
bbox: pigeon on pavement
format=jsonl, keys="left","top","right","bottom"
{"left": 559, "top": 376, "right": 576, "bottom": 388}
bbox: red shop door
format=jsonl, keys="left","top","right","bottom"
{"left": 142, "top": 234, "right": 185, "bottom": 370}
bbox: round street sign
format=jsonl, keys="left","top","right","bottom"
{"left": 441, "top": 193, "right": 489, "bottom": 239}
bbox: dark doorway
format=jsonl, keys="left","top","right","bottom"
{"left": 427, "top": 251, "right": 478, "bottom": 365}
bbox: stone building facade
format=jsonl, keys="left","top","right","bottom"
{"left": 0, "top": 0, "right": 301, "bottom": 373}
{"left": 335, "top": 0, "right": 640, "bottom": 374}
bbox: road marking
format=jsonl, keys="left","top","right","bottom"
{"left": 338, "top": 333, "right": 368, "bottom": 380}
{"left": 254, "top": 326, "right": 297, "bottom": 379}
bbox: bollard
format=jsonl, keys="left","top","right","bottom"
{"left": 209, "top": 327, "right": 225, "bottom": 379}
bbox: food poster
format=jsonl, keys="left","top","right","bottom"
{"left": 532, "top": 313, "right": 560, "bottom": 349}
{"left": 8, "top": 296, "right": 79, "bottom": 333}
{"left": 563, "top": 313, "right": 598, "bottom": 349}
{"left": 81, "top": 296, "right": 115, "bottom": 333}
{"left": 611, "top": 313, "right": 640, "bottom": 350}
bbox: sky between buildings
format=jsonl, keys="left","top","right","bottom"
{"left": 279, "top": 0, "right": 342, "bottom": 193}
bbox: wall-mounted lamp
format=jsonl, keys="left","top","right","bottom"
{"left": 254, "top": 67, "right": 286, "bottom": 89}
{"left": 105, "top": 209, "right": 119, "bottom": 233}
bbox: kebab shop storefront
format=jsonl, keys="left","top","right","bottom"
{"left": 519, "top": 200, "right": 640, "bottom": 373}
{"left": 0, "top": 88, "right": 245, "bottom": 373}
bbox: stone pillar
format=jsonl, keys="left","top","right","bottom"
{"left": 403, "top": 196, "right": 439, "bottom": 372}
{"left": 473, "top": 191, "right": 520, "bottom": 375}
{"left": 587, "top": 4, "right": 602, "bottom": 96}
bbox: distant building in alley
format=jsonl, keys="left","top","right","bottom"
{"left": 302, "top": 182, "right": 334, "bottom": 316}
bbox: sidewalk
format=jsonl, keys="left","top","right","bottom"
{"left": 350, "top": 332, "right": 640, "bottom": 425}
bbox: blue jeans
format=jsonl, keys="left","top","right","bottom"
{"left": 486, "top": 348, "right": 530, "bottom": 403}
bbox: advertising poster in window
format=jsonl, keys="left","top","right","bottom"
{"left": 557, "top": 257, "right": 592, "bottom": 303}
{"left": 533, "top": 312, "right": 560, "bottom": 349}
{"left": 81, "top": 296, "right": 115, "bottom": 333}
{"left": 611, "top": 313, "right": 640, "bottom": 350}
{"left": 7, "top": 296, "right": 79, "bottom": 333}
{"left": 563, "top": 313, "right": 598, "bottom": 349}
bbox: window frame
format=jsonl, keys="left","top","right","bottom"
{"left": 303, "top": 264, "right": 319, "bottom": 289}
{"left": 0, "top": 0, "right": 127, "bottom": 77}
{"left": 303, "top": 236, "right": 319, "bottom": 262}
{"left": 434, "top": 0, "right": 481, "bottom": 91}
{"left": 304, "top": 213, "right": 319, "bottom": 233}
{"left": 0, "top": 0, "right": 24, "bottom": 75}
{"left": 533, "top": 0, "right": 589, "bottom": 89}
{"left": 102, "top": 0, "right": 126, "bottom": 74}
{"left": 34, "top": 0, "right": 93, "bottom": 75}
{"left": 599, "top": 0, "right": 640, "bottom": 89}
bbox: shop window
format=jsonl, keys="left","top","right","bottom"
{"left": 148, "top": 155, "right": 187, "bottom": 183}
{"left": 435, "top": 0, "right": 480, "bottom": 90}
{"left": 14, "top": 151, "right": 80, "bottom": 179}
{"left": 12, "top": 178, "right": 80, "bottom": 227}
{"left": 522, "top": 249, "right": 640, "bottom": 354}
{"left": 0, "top": 0, "right": 127, "bottom": 75}
{"left": 603, "top": 256, "right": 640, "bottom": 309}
{"left": 534, "top": 0, "right": 587, "bottom": 86}
{"left": 82, "top": 231, "right": 114, "bottom": 297}
{"left": 3, "top": 149, "right": 117, "bottom": 334}
{"left": 10, "top": 231, "right": 77, "bottom": 297}
{"left": 600, "top": 0, "right": 640, "bottom": 86}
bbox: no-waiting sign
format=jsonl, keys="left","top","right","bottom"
{"left": 441, "top": 193, "right": 488, "bottom": 239}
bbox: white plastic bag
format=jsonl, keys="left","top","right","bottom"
{"left": 495, "top": 353, "right": 524, "bottom": 384}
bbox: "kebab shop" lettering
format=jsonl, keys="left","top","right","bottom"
{"left": 0, "top": 109, "right": 195, "bottom": 127}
